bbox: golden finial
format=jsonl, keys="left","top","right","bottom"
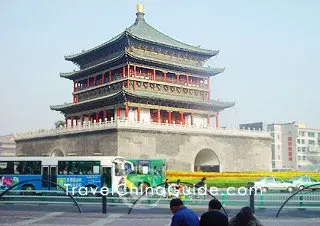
{"left": 137, "top": 3, "right": 144, "bottom": 13}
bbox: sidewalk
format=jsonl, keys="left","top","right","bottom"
{"left": 0, "top": 211, "right": 319, "bottom": 226}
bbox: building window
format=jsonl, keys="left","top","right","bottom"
{"left": 297, "top": 139, "right": 300, "bottom": 144}
{"left": 303, "top": 156, "right": 306, "bottom": 160}
{"left": 277, "top": 134, "right": 280, "bottom": 140}
{"left": 302, "top": 147, "right": 306, "bottom": 152}
{"left": 278, "top": 145, "right": 280, "bottom": 150}
{"left": 309, "top": 140, "right": 315, "bottom": 145}
{"left": 298, "top": 156, "right": 301, "bottom": 160}
{"left": 297, "top": 147, "right": 301, "bottom": 152}
{"left": 288, "top": 137, "right": 292, "bottom": 141}
{"left": 288, "top": 141, "right": 292, "bottom": 146}
{"left": 301, "top": 140, "right": 305, "bottom": 144}
{"left": 308, "top": 132, "right": 315, "bottom": 137}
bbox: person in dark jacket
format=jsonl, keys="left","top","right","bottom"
{"left": 195, "top": 177, "right": 206, "bottom": 188}
{"left": 170, "top": 198, "right": 199, "bottom": 226}
{"left": 199, "top": 199, "right": 228, "bottom": 226}
{"left": 228, "top": 206, "right": 263, "bottom": 226}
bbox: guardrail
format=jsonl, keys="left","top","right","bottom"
{"left": 1, "top": 190, "right": 320, "bottom": 210}
{"left": 15, "top": 120, "right": 270, "bottom": 140}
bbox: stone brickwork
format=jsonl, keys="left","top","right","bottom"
{"left": 15, "top": 121, "right": 272, "bottom": 172}
{"left": 117, "top": 129, "right": 272, "bottom": 171}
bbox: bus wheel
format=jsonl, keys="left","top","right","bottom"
{"left": 139, "top": 182, "right": 150, "bottom": 192}
{"left": 21, "top": 185, "right": 35, "bottom": 195}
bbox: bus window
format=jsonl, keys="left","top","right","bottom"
{"left": 115, "top": 162, "right": 125, "bottom": 176}
{"left": 58, "top": 161, "right": 100, "bottom": 175}
{"left": 0, "top": 161, "right": 41, "bottom": 175}
{"left": 152, "top": 166, "right": 159, "bottom": 175}
{"left": 0, "top": 161, "right": 14, "bottom": 174}
{"left": 136, "top": 160, "right": 150, "bottom": 175}
{"left": 15, "top": 161, "right": 41, "bottom": 175}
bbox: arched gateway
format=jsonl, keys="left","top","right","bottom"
{"left": 194, "top": 149, "right": 220, "bottom": 172}
{"left": 51, "top": 149, "right": 64, "bottom": 157}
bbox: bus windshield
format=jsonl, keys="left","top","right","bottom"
{"left": 114, "top": 160, "right": 126, "bottom": 176}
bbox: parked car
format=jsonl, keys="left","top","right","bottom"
{"left": 287, "top": 175, "right": 320, "bottom": 191}
{"left": 249, "top": 176, "right": 296, "bottom": 193}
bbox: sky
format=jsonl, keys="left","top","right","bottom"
{"left": 0, "top": 0, "right": 319, "bottom": 135}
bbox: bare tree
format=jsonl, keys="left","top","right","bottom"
{"left": 54, "top": 120, "right": 65, "bottom": 128}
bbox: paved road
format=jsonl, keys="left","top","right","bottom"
{"left": 1, "top": 204, "right": 320, "bottom": 225}
{"left": 0, "top": 210, "right": 319, "bottom": 226}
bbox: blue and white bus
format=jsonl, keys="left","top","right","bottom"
{"left": 0, "top": 156, "right": 132, "bottom": 193}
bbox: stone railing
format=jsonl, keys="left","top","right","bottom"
{"left": 14, "top": 120, "right": 271, "bottom": 140}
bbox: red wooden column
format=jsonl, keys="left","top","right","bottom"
{"left": 117, "top": 107, "right": 121, "bottom": 119}
{"left": 207, "top": 115, "right": 210, "bottom": 127}
{"left": 157, "top": 109, "right": 160, "bottom": 123}
{"left": 103, "top": 110, "right": 107, "bottom": 121}
{"left": 207, "top": 78, "right": 210, "bottom": 100}
{"left": 186, "top": 75, "right": 189, "bottom": 85}
{"left": 71, "top": 116, "right": 74, "bottom": 127}
{"left": 96, "top": 112, "right": 99, "bottom": 123}
{"left": 87, "top": 77, "right": 90, "bottom": 87}
{"left": 133, "top": 65, "right": 137, "bottom": 92}
{"left": 102, "top": 73, "right": 105, "bottom": 84}
{"left": 125, "top": 105, "right": 129, "bottom": 119}
{"left": 127, "top": 64, "right": 130, "bottom": 88}
{"left": 81, "top": 115, "right": 84, "bottom": 126}
{"left": 180, "top": 112, "right": 184, "bottom": 125}
{"left": 168, "top": 111, "right": 172, "bottom": 124}
{"left": 153, "top": 69, "right": 156, "bottom": 80}
{"left": 75, "top": 117, "right": 78, "bottom": 126}
{"left": 164, "top": 71, "right": 167, "bottom": 81}
{"left": 65, "top": 116, "right": 68, "bottom": 128}
{"left": 177, "top": 74, "right": 180, "bottom": 83}
{"left": 215, "top": 112, "right": 219, "bottom": 128}
{"left": 137, "top": 106, "right": 140, "bottom": 122}
{"left": 190, "top": 113, "right": 193, "bottom": 126}
{"left": 109, "top": 71, "right": 112, "bottom": 82}
{"left": 73, "top": 82, "right": 76, "bottom": 92}
{"left": 94, "top": 76, "right": 96, "bottom": 86}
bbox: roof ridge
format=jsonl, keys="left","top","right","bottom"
{"left": 64, "top": 31, "right": 126, "bottom": 60}
{"left": 126, "top": 19, "right": 217, "bottom": 55}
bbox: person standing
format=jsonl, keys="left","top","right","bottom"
{"left": 199, "top": 199, "right": 228, "bottom": 226}
{"left": 170, "top": 198, "right": 199, "bottom": 226}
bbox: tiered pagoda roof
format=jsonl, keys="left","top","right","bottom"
{"left": 51, "top": 89, "right": 234, "bottom": 114}
{"left": 51, "top": 5, "right": 234, "bottom": 114}
{"left": 60, "top": 9, "right": 223, "bottom": 80}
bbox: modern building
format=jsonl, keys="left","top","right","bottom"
{"left": 0, "top": 135, "right": 16, "bottom": 156}
{"left": 267, "top": 122, "right": 320, "bottom": 171}
{"left": 14, "top": 4, "right": 272, "bottom": 172}
{"left": 239, "top": 122, "right": 264, "bottom": 131}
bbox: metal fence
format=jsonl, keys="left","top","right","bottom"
{"left": 1, "top": 190, "right": 320, "bottom": 209}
